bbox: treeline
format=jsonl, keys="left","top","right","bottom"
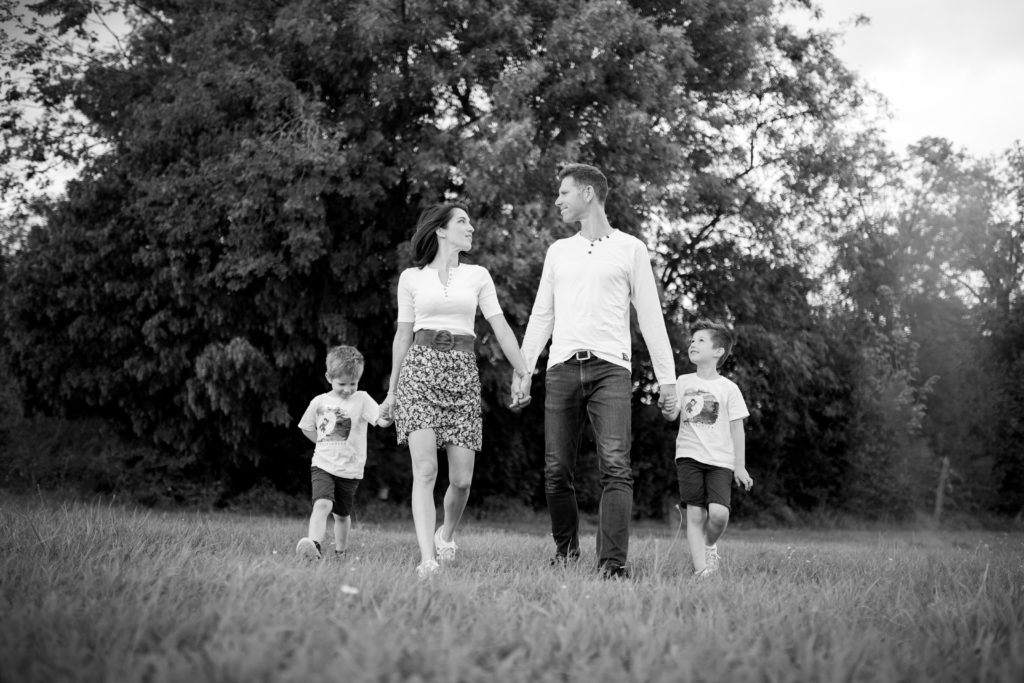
{"left": 1, "top": 0, "right": 1021, "bottom": 520}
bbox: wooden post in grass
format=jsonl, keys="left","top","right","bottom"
{"left": 933, "top": 456, "right": 950, "bottom": 521}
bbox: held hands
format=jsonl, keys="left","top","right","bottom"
{"left": 509, "top": 371, "right": 532, "bottom": 410}
{"left": 378, "top": 393, "right": 396, "bottom": 427}
{"left": 657, "top": 383, "right": 679, "bottom": 421}
{"left": 734, "top": 467, "right": 753, "bottom": 491}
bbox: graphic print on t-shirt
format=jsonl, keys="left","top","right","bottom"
{"left": 316, "top": 406, "right": 352, "bottom": 441}
{"left": 680, "top": 387, "right": 719, "bottom": 425}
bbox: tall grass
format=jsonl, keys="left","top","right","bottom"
{"left": 1, "top": 496, "right": 1022, "bottom": 682}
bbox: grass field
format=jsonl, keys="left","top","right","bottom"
{"left": 1, "top": 496, "right": 1023, "bottom": 683}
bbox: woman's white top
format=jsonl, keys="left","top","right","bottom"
{"left": 396, "top": 264, "right": 503, "bottom": 336}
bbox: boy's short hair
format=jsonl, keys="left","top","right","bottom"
{"left": 326, "top": 345, "right": 364, "bottom": 379}
{"left": 691, "top": 319, "right": 735, "bottom": 368}
{"left": 558, "top": 163, "right": 609, "bottom": 204}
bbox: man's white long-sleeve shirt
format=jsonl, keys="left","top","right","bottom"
{"left": 520, "top": 229, "right": 676, "bottom": 385}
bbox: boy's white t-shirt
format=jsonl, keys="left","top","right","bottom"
{"left": 674, "top": 373, "right": 749, "bottom": 470}
{"left": 298, "top": 391, "right": 381, "bottom": 479}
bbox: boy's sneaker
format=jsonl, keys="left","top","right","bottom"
{"left": 296, "top": 537, "right": 322, "bottom": 560}
{"left": 434, "top": 526, "right": 458, "bottom": 562}
{"left": 416, "top": 559, "right": 440, "bottom": 579}
{"left": 705, "top": 545, "right": 721, "bottom": 572}
{"left": 694, "top": 567, "right": 717, "bottom": 580}
{"left": 334, "top": 549, "right": 347, "bottom": 558}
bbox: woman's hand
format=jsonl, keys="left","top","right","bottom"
{"left": 509, "top": 371, "right": 532, "bottom": 409}
{"left": 379, "top": 393, "right": 397, "bottom": 425}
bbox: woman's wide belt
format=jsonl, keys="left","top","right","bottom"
{"left": 413, "top": 329, "right": 475, "bottom": 352}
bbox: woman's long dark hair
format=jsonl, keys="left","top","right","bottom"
{"left": 410, "top": 202, "right": 469, "bottom": 267}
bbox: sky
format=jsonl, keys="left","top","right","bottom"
{"left": 798, "top": 0, "right": 1024, "bottom": 157}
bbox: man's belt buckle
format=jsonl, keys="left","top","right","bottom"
{"left": 433, "top": 330, "right": 455, "bottom": 352}
{"left": 574, "top": 350, "right": 592, "bottom": 361}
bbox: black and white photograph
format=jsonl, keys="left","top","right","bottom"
{"left": 2, "top": 1, "right": 1022, "bottom": 681}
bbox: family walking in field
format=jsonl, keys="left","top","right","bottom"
{"left": 294, "top": 164, "right": 752, "bottom": 581}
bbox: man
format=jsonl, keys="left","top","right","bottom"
{"left": 515, "top": 163, "right": 677, "bottom": 578}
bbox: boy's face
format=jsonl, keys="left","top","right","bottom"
{"left": 688, "top": 330, "right": 724, "bottom": 367}
{"left": 325, "top": 373, "right": 359, "bottom": 398}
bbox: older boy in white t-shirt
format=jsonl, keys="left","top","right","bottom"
{"left": 663, "top": 320, "right": 752, "bottom": 578}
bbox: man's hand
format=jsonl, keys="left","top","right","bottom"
{"left": 657, "top": 383, "right": 678, "bottom": 421}
{"left": 509, "top": 371, "right": 533, "bottom": 409}
{"left": 734, "top": 467, "right": 753, "bottom": 491}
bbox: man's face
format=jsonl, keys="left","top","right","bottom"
{"left": 555, "top": 176, "right": 588, "bottom": 223}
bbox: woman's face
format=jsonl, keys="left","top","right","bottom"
{"left": 441, "top": 208, "right": 475, "bottom": 252}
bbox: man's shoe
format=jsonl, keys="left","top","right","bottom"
{"left": 434, "top": 526, "right": 458, "bottom": 562}
{"left": 549, "top": 549, "right": 581, "bottom": 567}
{"left": 296, "top": 537, "right": 322, "bottom": 560}
{"left": 599, "top": 562, "right": 630, "bottom": 580}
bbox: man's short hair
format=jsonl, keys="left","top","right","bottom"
{"left": 691, "top": 319, "right": 736, "bottom": 368}
{"left": 326, "top": 345, "right": 364, "bottom": 379}
{"left": 558, "top": 163, "right": 609, "bottom": 204}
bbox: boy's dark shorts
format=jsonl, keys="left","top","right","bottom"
{"left": 676, "top": 457, "right": 732, "bottom": 509}
{"left": 310, "top": 466, "right": 360, "bottom": 517}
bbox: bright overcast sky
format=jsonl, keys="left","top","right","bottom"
{"left": 801, "top": 0, "right": 1024, "bottom": 157}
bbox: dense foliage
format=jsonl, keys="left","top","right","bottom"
{"left": 1, "top": 0, "right": 1021, "bottom": 519}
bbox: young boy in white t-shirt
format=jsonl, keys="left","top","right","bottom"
{"left": 295, "top": 345, "right": 390, "bottom": 560}
{"left": 663, "top": 320, "right": 752, "bottom": 578}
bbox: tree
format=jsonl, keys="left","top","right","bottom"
{"left": 3, "top": 0, "right": 882, "bottom": 511}
{"left": 823, "top": 136, "right": 1024, "bottom": 516}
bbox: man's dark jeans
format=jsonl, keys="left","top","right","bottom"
{"left": 544, "top": 355, "right": 633, "bottom": 569}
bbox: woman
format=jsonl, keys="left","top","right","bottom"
{"left": 380, "top": 203, "right": 530, "bottom": 578}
